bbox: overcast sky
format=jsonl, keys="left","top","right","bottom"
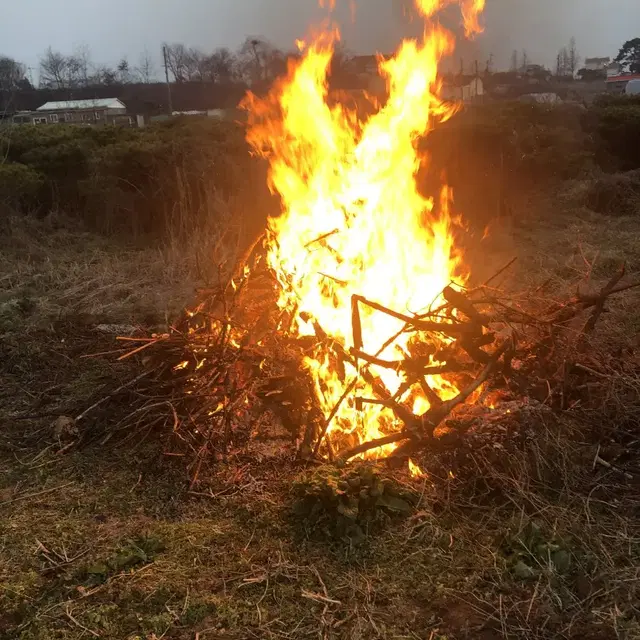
{"left": 2, "top": 0, "right": 638, "bottom": 80}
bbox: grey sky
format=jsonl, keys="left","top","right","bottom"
{"left": 2, "top": 0, "right": 638, "bottom": 79}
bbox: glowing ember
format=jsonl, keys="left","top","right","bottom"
{"left": 244, "top": 0, "right": 485, "bottom": 458}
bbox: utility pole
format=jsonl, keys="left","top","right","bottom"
{"left": 162, "top": 45, "right": 173, "bottom": 116}
{"left": 485, "top": 53, "right": 494, "bottom": 75}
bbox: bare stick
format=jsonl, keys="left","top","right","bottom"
{"left": 419, "top": 377, "right": 443, "bottom": 408}
{"left": 417, "top": 341, "right": 509, "bottom": 435}
{"left": 443, "top": 286, "right": 491, "bottom": 326}
{"left": 351, "top": 295, "right": 363, "bottom": 351}
{"left": 338, "top": 344, "right": 506, "bottom": 461}
{"left": 352, "top": 295, "right": 476, "bottom": 337}
{"left": 75, "top": 369, "right": 157, "bottom": 423}
{"left": 581, "top": 264, "right": 626, "bottom": 338}
{"left": 338, "top": 432, "right": 408, "bottom": 460}
{"left": 481, "top": 256, "right": 518, "bottom": 288}
{"left": 312, "top": 378, "right": 358, "bottom": 457}
{"left": 305, "top": 228, "right": 339, "bottom": 249}
{"left": 348, "top": 341, "right": 509, "bottom": 461}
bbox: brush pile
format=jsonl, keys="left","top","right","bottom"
{"left": 88, "top": 246, "right": 640, "bottom": 478}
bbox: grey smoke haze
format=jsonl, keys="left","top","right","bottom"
{"left": 2, "top": 0, "right": 638, "bottom": 78}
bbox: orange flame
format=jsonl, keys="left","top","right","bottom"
{"left": 408, "top": 459, "right": 427, "bottom": 478}
{"left": 414, "top": 0, "right": 485, "bottom": 37}
{"left": 244, "top": 0, "right": 483, "bottom": 457}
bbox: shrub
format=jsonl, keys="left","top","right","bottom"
{"left": 0, "top": 162, "right": 46, "bottom": 210}
{"left": 590, "top": 103, "right": 640, "bottom": 170}
{"left": 586, "top": 170, "right": 640, "bottom": 216}
{"left": 0, "top": 120, "right": 270, "bottom": 239}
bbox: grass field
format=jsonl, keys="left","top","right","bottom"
{"left": 1, "top": 191, "right": 639, "bottom": 639}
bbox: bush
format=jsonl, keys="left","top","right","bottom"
{"left": 590, "top": 103, "right": 640, "bottom": 170}
{"left": 0, "top": 162, "right": 46, "bottom": 210}
{"left": 0, "top": 120, "right": 271, "bottom": 239}
{"left": 586, "top": 170, "right": 640, "bottom": 216}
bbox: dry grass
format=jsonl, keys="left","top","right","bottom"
{"left": 0, "top": 200, "right": 639, "bottom": 640}
{"left": 0, "top": 209, "right": 241, "bottom": 333}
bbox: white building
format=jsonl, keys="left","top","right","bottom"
{"left": 13, "top": 98, "right": 132, "bottom": 126}
{"left": 584, "top": 57, "right": 611, "bottom": 71}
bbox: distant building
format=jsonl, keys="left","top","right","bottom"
{"left": 606, "top": 74, "right": 640, "bottom": 94}
{"left": 12, "top": 98, "right": 133, "bottom": 126}
{"left": 584, "top": 57, "right": 611, "bottom": 71}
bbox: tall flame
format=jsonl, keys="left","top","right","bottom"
{"left": 244, "top": 0, "right": 484, "bottom": 457}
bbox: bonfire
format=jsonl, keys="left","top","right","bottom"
{"left": 83, "top": 0, "right": 640, "bottom": 481}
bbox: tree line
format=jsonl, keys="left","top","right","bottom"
{"left": 0, "top": 37, "right": 304, "bottom": 94}
{"left": 2, "top": 34, "right": 640, "bottom": 98}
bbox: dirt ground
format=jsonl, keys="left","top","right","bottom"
{"left": 1, "top": 197, "right": 639, "bottom": 640}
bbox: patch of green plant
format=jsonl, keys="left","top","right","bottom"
{"left": 79, "top": 535, "right": 165, "bottom": 586}
{"left": 291, "top": 463, "right": 415, "bottom": 544}
{"left": 181, "top": 599, "right": 217, "bottom": 625}
{"left": 500, "top": 520, "right": 574, "bottom": 580}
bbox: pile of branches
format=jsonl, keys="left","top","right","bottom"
{"left": 86, "top": 253, "right": 640, "bottom": 475}
{"left": 324, "top": 262, "right": 639, "bottom": 461}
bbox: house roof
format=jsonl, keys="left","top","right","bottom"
{"left": 606, "top": 74, "right": 640, "bottom": 83}
{"left": 36, "top": 98, "right": 126, "bottom": 111}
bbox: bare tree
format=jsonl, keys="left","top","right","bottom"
{"left": 71, "top": 44, "right": 92, "bottom": 86}
{"left": 163, "top": 43, "right": 191, "bottom": 82}
{"left": 568, "top": 37, "right": 580, "bottom": 77}
{"left": 510, "top": 49, "right": 518, "bottom": 72}
{"left": 238, "top": 37, "right": 284, "bottom": 85}
{"left": 520, "top": 49, "right": 529, "bottom": 73}
{"left": 135, "top": 49, "right": 156, "bottom": 83}
{"left": 39, "top": 47, "right": 68, "bottom": 89}
{"left": 198, "top": 48, "right": 237, "bottom": 83}
{"left": 39, "top": 45, "right": 95, "bottom": 88}
{"left": 185, "top": 48, "right": 207, "bottom": 81}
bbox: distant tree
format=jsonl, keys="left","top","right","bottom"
{"left": 39, "top": 47, "right": 68, "bottom": 88}
{"left": 556, "top": 46, "right": 570, "bottom": 77}
{"left": 185, "top": 48, "right": 206, "bottom": 82}
{"left": 615, "top": 37, "right": 640, "bottom": 74}
{"left": 0, "top": 56, "right": 29, "bottom": 92}
{"left": 70, "top": 44, "right": 92, "bottom": 86}
{"left": 39, "top": 45, "right": 95, "bottom": 88}
{"left": 135, "top": 49, "right": 156, "bottom": 83}
{"left": 117, "top": 57, "right": 131, "bottom": 83}
{"left": 520, "top": 49, "right": 529, "bottom": 72}
{"left": 200, "top": 48, "right": 237, "bottom": 83}
{"left": 567, "top": 37, "right": 580, "bottom": 77}
{"left": 89, "top": 64, "right": 117, "bottom": 86}
{"left": 238, "top": 37, "right": 285, "bottom": 85}
{"left": 510, "top": 49, "right": 518, "bottom": 72}
{"left": 163, "top": 43, "right": 190, "bottom": 82}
